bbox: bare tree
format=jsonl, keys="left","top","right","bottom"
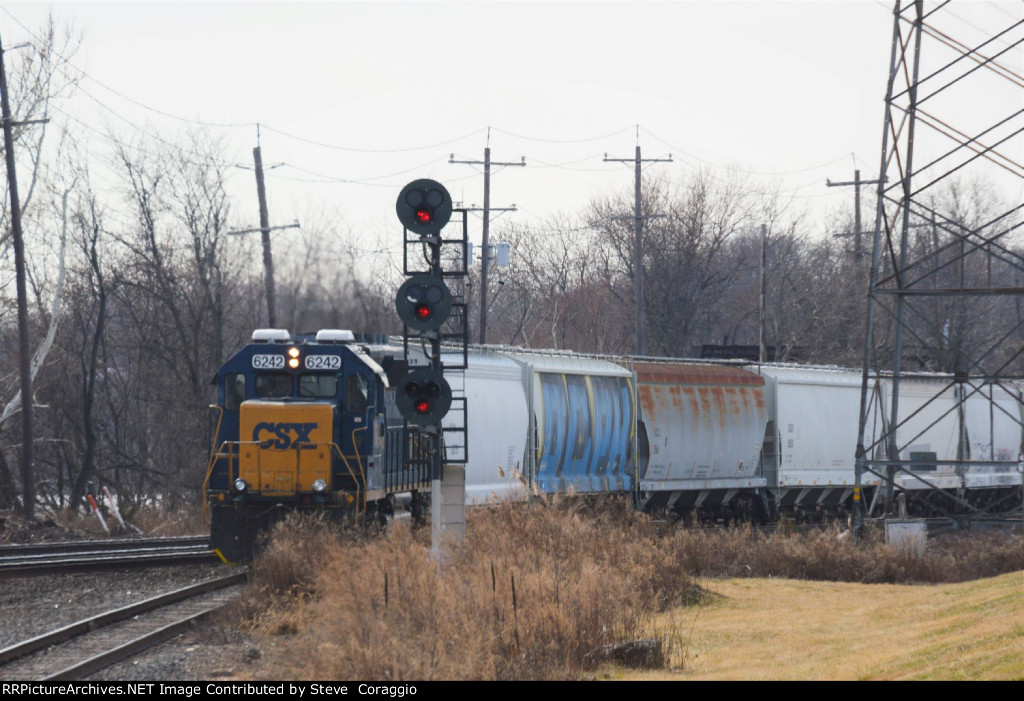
{"left": 97, "top": 131, "right": 238, "bottom": 504}
{"left": 0, "top": 18, "right": 81, "bottom": 512}
{"left": 274, "top": 208, "right": 395, "bottom": 336}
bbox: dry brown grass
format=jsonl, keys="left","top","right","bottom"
{"left": 657, "top": 521, "right": 1024, "bottom": 583}
{"left": 238, "top": 498, "right": 699, "bottom": 680}
{"left": 236, "top": 499, "right": 1023, "bottom": 681}
{"left": 634, "top": 572, "right": 1024, "bottom": 680}
{"left": 119, "top": 502, "right": 206, "bottom": 536}
{"left": 0, "top": 502, "right": 205, "bottom": 541}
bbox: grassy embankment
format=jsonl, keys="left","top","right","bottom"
{"left": 233, "top": 497, "right": 1024, "bottom": 680}
{"left": 631, "top": 572, "right": 1023, "bottom": 680}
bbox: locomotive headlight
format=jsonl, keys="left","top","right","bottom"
{"left": 233, "top": 478, "right": 248, "bottom": 492}
{"left": 287, "top": 347, "right": 300, "bottom": 358}
{"left": 288, "top": 358, "right": 300, "bottom": 369}
{"left": 312, "top": 479, "right": 327, "bottom": 493}
{"left": 287, "top": 346, "right": 301, "bottom": 368}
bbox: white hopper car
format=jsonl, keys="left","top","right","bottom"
{"left": 427, "top": 348, "right": 1024, "bottom": 518}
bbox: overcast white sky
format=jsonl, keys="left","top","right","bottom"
{"left": 1, "top": 1, "right": 1021, "bottom": 250}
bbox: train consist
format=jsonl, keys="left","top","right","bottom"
{"left": 204, "top": 329, "right": 1024, "bottom": 560}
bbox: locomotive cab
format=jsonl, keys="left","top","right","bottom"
{"left": 205, "top": 329, "right": 408, "bottom": 562}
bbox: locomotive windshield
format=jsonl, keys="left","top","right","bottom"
{"left": 255, "top": 373, "right": 292, "bottom": 397}
{"left": 299, "top": 374, "right": 339, "bottom": 398}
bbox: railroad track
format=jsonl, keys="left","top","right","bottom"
{"left": 0, "top": 536, "right": 219, "bottom": 577}
{"left": 0, "top": 571, "right": 247, "bottom": 680}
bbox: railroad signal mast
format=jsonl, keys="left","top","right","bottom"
{"left": 394, "top": 180, "right": 469, "bottom": 547}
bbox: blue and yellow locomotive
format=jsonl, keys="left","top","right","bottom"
{"left": 204, "top": 328, "right": 427, "bottom": 561}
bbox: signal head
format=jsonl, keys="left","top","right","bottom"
{"left": 397, "top": 179, "right": 453, "bottom": 235}
{"left": 396, "top": 368, "right": 452, "bottom": 425}
{"left": 396, "top": 273, "right": 453, "bottom": 332}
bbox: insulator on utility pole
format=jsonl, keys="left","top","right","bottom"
{"left": 826, "top": 169, "right": 885, "bottom": 259}
{"left": 450, "top": 134, "right": 525, "bottom": 344}
{"left": 604, "top": 143, "right": 672, "bottom": 356}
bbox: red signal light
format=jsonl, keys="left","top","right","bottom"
{"left": 397, "top": 180, "right": 451, "bottom": 235}
{"left": 395, "top": 368, "right": 452, "bottom": 425}
{"left": 415, "top": 304, "right": 432, "bottom": 320}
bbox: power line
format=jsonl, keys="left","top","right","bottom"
{"left": 259, "top": 123, "right": 488, "bottom": 154}
{"left": 639, "top": 125, "right": 855, "bottom": 176}
{"left": 264, "top": 163, "right": 482, "bottom": 188}
{"left": 0, "top": 5, "right": 254, "bottom": 129}
{"left": 49, "top": 98, "right": 239, "bottom": 170}
{"left": 529, "top": 154, "right": 625, "bottom": 172}
{"left": 490, "top": 125, "right": 634, "bottom": 144}
{"left": 48, "top": 102, "right": 240, "bottom": 171}
{"left": 986, "top": 1, "right": 1021, "bottom": 23}
{"left": 1, "top": 6, "right": 493, "bottom": 157}
{"left": 280, "top": 156, "right": 449, "bottom": 184}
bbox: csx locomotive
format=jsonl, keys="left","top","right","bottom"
{"left": 205, "top": 329, "right": 1024, "bottom": 561}
{"left": 204, "top": 328, "right": 429, "bottom": 561}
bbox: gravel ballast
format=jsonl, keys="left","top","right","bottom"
{"left": 0, "top": 564, "right": 265, "bottom": 681}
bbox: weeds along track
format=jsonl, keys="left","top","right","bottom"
{"left": 0, "top": 537, "right": 217, "bottom": 577}
{"left": 0, "top": 572, "right": 246, "bottom": 680}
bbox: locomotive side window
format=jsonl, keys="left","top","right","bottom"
{"left": 345, "top": 374, "right": 369, "bottom": 414}
{"left": 225, "top": 373, "right": 246, "bottom": 410}
{"left": 255, "top": 373, "right": 292, "bottom": 397}
{"left": 299, "top": 374, "right": 338, "bottom": 398}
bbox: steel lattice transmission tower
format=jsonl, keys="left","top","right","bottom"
{"left": 854, "top": 0, "right": 1024, "bottom": 530}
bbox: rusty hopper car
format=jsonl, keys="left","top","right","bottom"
{"left": 630, "top": 361, "right": 768, "bottom": 519}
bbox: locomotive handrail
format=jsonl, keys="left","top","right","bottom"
{"left": 203, "top": 440, "right": 264, "bottom": 521}
{"left": 203, "top": 405, "right": 226, "bottom": 484}
{"left": 208, "top": 405, "right": 225, "bottom": 464}
{"left": 203, "top": 405, "right": 228, "bottom": 524}
{"left": 202, "top": 439, "right": 237, "bottom": 525}
{"left": 328, "top": 442, "right": 366, "bottom": 515}
{"left": 351, "top": 425, "right": 367, "bottom": 486}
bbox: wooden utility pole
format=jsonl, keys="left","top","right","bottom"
{"left": 826, "top": 169, "right": 885, "bottom": 259}
{"left": 253, "top": 145, "right": 277, "bottom": 327}
{"left": 0, "top": 35, "right": 34, "bottom": 518}
{"left": 450, "top": 131, "right": 525, "bottom": 344}
{"left": 759, "top": 224, "right": 768, "bottom": 363}
{"left": 604, "top": 144, "right": 672, "bottom": 356}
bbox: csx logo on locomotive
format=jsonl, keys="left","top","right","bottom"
{"left": 253, "top": 422, "right": 319, "bottom": 449}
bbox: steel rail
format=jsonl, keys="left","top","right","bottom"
{"left": 0, "top": 546, "right": 219, "bottom": 579}
{"left": 0, "top": 572, "right": 246, "bottom": 671}
{"left": 42, "top": 606, "right": 224, "bottom": 681}
{"left": 0, "top": 535, "right": 209, "bottom": 557}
